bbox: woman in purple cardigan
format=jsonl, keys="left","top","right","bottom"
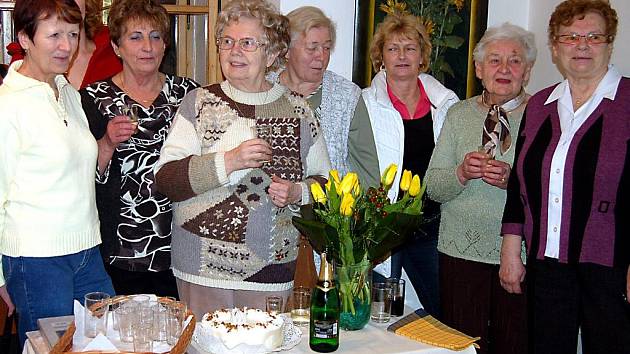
{"left": 498, "top": 1, "right": 629, "bottom": 353}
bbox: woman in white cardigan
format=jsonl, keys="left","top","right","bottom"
{"left": 363, "top": 10, "right": 458, "bottom": 317}
{"left": 0, "top": 0, "right": 114, "bottom": 346}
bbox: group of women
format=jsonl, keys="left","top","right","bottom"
{"left": 0, "top": 0, "right": 628, "bottom": 353}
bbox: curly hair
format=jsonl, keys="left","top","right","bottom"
{"left": 286, "top": 6, "right": 336, "bottom": 50}
{"left": 216, "top": 0, "right": 290, "bottom": 71}
{"left": 473, "top": 22, "right": 537, "bottom": 65}
{"left": 548, "top": 0, "right": 618, "bottom": 45}
{"left": 108, "top": 0, "right": 170, "bottom": 46}
{"left": 369, "top": 12, "right": 432, "bottom": 73}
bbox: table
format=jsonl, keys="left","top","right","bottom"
{"left": 188, "top": 319, "right": 477, "bottom": 354}
{"left": 25, "top": 318, "right": 477, "bottom": 354}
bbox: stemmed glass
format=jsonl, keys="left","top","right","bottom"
{"left": 121, "top": 103, "right": 139, "bottom": 134}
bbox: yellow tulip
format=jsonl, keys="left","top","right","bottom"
{"left": 340, "top": 172, "right": 359, "bottom": 195}
{"left": 400, "top": 170, "right": 412, "bottom": 191}
{"left": 352, "top": 181, "right": 361, "bottom": 197}
{"left": 409, "top": 175, "right": 421, "bottom": 197}
{"left": 329, "top": 170, "right": 341, "bottom": 184}
{"left": 325, "top": 179, "right": 332, "bottom": 193}
{"left": 340, "top": 193, "right": 355, "bottom": 216}
{"left": 381, "top": 163, "right": 398, "bottom": 187}
{"left": 310, "top": 183, "right": 327, "bottom": 203}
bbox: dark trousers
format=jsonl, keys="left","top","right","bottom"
{"left": 440, "top": 253, "right": 528, "bottom": 354}
{"left": 391, "top": 215, "right": 440, "bottom": 317}
{"left": 527, "top": 258, "right": 630, "bottom": 354}
{"left": 104, "top": 263, "right": 179, "bottom": 299}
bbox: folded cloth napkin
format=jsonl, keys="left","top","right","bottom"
{"left": 387, "top": 309, "right": 480, "bottom": 351}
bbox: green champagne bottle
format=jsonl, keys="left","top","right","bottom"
{"left": 309, "top": 252, "right": 340, "bottom": 352}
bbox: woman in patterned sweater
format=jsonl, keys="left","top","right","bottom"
{"left": 80, "top": 0, "right": 199, "bottom": 297}
{"left": 154, "top": 0, "right": 330, "bottom": 316}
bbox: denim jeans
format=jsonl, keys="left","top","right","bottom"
{"left": 3, "top": 246, "right": 115, "bottom": 347}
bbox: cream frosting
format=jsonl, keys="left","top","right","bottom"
{"left": 200, "top": 308, "right": 284, "bottom": 350}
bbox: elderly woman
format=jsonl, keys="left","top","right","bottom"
{"left": 0, "top": 0, "right": 114, "bottom": 345}
{"left": 80, "top": 0, "right": 199, "bottom": 297}
{"left": 363, "top": 10, "right": 459, "bottom": 316}
{"left": 7, "top": 0, "right": 121, "bottom": 89}
{"left": 425, "top": 23, "right": 536, "bottom": 354}
{"left": 277, "top": 6, "right": 380, "bottom": 187}
{"left": 275, "top": 6, "right": 381, "bottom": 287}
{"left": 155, "top": 0, "right": 330, "bottom": 316}
{"left": 499, "top": 1, "right": 629, "bottom": 353}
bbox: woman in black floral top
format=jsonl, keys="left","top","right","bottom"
{"left": 80, "top": 0, "right": 199, "bottom": 297}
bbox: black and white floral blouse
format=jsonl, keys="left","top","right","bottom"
{"left": 80, "top": 75, "right": 199, "bottom": 272}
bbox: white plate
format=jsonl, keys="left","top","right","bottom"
{"left": 192, "top": 315, "right": 302, "bottom": 354}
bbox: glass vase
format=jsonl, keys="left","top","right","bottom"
{"left": 335, "top": 260, "right": 372, "bottom": 330}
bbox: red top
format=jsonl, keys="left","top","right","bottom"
{"left": 386, "top": 78, "right": 431, "bottom": 120}
{"left": 80, "top": 27, "right": 122, "bottom": 88}
{"left": 7, "top": 26, "right": 122, "bottom": 88}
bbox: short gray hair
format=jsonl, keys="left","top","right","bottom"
{"left": 473, "top": 22, "right": 537, "bottom": 65}
{"left": 286, "top": 6, "right": 336, "bottom": 50}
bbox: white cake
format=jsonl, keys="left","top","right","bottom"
{"left": 198, "top": 308, "right": 284, "bottom": 351}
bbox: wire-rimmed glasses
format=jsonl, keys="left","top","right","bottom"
{"left": 216, "top": 36, "right": 266, "bottom": 52}
{"left": 555, "top": 33, "right": 612, "bottom": 45}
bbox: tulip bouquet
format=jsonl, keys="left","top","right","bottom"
{"left": 292, "top": 164, "right": 426, "bottom": 324}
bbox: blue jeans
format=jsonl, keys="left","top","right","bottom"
{"left": 3, "top": 246, "right": 115, "bottom": 347}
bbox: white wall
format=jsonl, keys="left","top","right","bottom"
{"left": 278, "top": 0, "right": 356, "bottom": 80}
{"left": 489, "top": 0, "right": 630, "bottom": 93}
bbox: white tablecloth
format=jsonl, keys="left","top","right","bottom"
{"left": 188, "top": 319, "right": 477, "bottom": 354}
{"left": 25, "top": 318, "right": 478, "bottom": 354}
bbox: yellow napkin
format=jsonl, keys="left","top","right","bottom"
{"left": 387, "top": 309, "right": 480, "bottom": 351}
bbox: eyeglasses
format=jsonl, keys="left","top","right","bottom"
{"left": 555, "top": 33, "right": 612, "bottom": 45}
{"left": 216, "top": 37, "right": 266, "bottom": 52}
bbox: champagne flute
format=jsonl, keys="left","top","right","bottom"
{"left": 122, "top": 103, "right": 139, "bottom": 134}
{"left": 251, "top": 125, "right": 273, "bottom": 166}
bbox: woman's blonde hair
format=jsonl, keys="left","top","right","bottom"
{"left": 369, "top": 12, "right": 432, "bottom": 73}
{"left": 216, "top": 0, "right": 290, "bottom": 71}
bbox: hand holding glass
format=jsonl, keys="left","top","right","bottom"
{"left": 251, "top": 125, "right": 273, "bottom": 165}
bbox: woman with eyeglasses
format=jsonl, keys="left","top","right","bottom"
{"left": 499, "top": 1, "right": 630, "bottom": 353}
{"left": 154, "top": 0, "right": 330, "bottom": 317}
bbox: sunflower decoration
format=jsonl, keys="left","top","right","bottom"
{"left": 422, "top": 17, "right": 436, "bottom": 36}
{"left": 379, "top": 0, "right": 409, "bottom": 15}
{"left": 450, "top": 0, "right": 465, "bottom": 11}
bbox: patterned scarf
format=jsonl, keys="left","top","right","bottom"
{"left": 480, "top": 89, "right": 526, "bottom": 157}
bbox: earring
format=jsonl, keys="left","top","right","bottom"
{"left": 380, "top": 63, "right": 386, "bottom": 72}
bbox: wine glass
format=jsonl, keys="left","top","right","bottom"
{"left": 122, "top": 103, "right": 139, "bottom": 134}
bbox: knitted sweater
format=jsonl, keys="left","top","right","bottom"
{"left": 155, "top": 81, "right": 330, "bottom": 291}
{"left": 0, "top": 61, "right": 101, "bottom": 286}
{"left": 425, "top": 97, "right": 527, "bottom": 265}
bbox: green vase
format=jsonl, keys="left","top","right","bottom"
{"left": 335, "top": 260, "right": 372, "bottom": 330}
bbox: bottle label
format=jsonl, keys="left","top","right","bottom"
{"left": 313, "top": 320, "right": 338, "bottom": 339}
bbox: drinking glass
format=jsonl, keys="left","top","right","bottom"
{"left": 109, "top": 295, "right": 127, "bottom": 331}
{"left": 386, "top": 278, "right": 406, "bottom": 316}
{"left": 133, "top": 322, "right": 154, "bottom": 352}
{"left": 116, "top": 302, "right": 137, "bottom": 343}
{"left": 84, "top": 292, "right": 110, "bottom": 338}
{"left": 166, "top": 301, "right": 188, "bottom": 346}
{"left": 370, "top": 282, "right": 392, "bottom": 323}
{"left": 152, "top": 302, "right": 169, "bottom": 342}
{"left": 251, "top": 125, "right": 273, "bottom": 165}
{"left": 291, "top": 287, "right": 311, "bottom": 327}
{"left": 122, "top": 103, "right": 139, "bottom": 134}
{"left": 266, "top": 295, "right": 283, "bottom": 315}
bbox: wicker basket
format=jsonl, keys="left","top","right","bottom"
{"left": 50, "top": 296, "right": 196, "bottom": 354}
